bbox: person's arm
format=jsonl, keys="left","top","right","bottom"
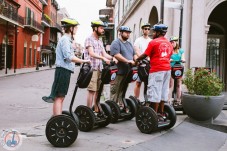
{"left": 101, "top": 48, "right": 113, "bottom": 60}
{"left": 181, "top": 52, "right": 185, "bottom": 62}
{"left": 71, "top": 56, "right": 90, "bottom": 63}
{"left": 135, "top": 54, "right": 147, "bottom": 63}
{"left": 114, "top": 53, "right": 134, "bottom": 64}
{"left": 61, "top": 38, "right": 75, "bottom": 62}
{"left": 134, "top": 38, "right": 141, "bottom": 56}
{"left": 87, "top": 46, "right": 110, "bottom": 64}
{"left": 134, "top": 46, "right": 141, "bottom": 57}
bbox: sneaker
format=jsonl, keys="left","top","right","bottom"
{"left": 157, "top": 113, "right": 167, "bottom": 122}
{"left": 42, "top": 96, "right": 54, "bottom": 103}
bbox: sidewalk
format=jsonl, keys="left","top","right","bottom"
{"left": 0, "top": 66, "right": 55, "bottom": 78}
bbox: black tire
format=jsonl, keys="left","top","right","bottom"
{"left": 45, "top": 115, "right": 78, "bottom": 147}
{"left": 75, "top": 105, "right": 95, "bottom": 132}
{"left": 106, "top": 100, "right": 121, "bottom": 123}
{"left": 98, "top": 103, "right": 113, "bottom": 127}
{"left": 129, "top": 95, "right": 140, "bottom": 109}
{"left": 163, "top": 104, "right": 177, "bottom": 130}
{"left": 136, "top": 106, "right": 158, "bottom": 134}
{"left": 62, "top": 110, "right": 79, "bottom": 126}
{"left": 124, "top": 98, "right": 137, "bottom": 120}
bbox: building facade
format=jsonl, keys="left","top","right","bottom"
{"left": 0, "top": 0, "right": 61, "bottom": 74}
{"left": 0, "top": 0, "right": 21, "bottom": 74}
{"left": 108, "top": 0, "right": 227, "bottom": 90}
{"left": 40, "top": 0, "right": 61, "bottom": 67}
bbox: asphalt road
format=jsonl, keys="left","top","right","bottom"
{"left": 0, "top": 67, "right": 185, "bottom": 151}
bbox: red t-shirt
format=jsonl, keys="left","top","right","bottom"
{"left": 144, "top": 37, "right": 173, "bottom": 73}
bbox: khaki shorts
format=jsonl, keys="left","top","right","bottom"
{"left": 147, "top": 71, "right": 171, "bottom": 103}
{"left": 87, "top": 70, "right": 101, "bottom": 92}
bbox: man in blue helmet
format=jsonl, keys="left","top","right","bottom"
{"left": 110, "top": 26, "right": 137, "bottom": 111}
{"left": 135, "top": 23, "right": 173, "bottom": 120}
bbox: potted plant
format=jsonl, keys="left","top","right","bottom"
{"left": 182, "top": 67, "right": 224, "bottom": 122}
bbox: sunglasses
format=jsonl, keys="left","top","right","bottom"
{"left": 143, "top": 28, "right": 150, "bottom": 30}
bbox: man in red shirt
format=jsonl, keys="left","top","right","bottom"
{"left": 135, "top": 23, "right": 173, "bottom": 119}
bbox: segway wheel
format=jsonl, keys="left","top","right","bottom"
{"left": 124, "top": 98, "right": 137, "bottom": 120}
{"left": 75, "top": 105, "right": 95, "bottom": 132}
{"left": 136, "top": 106, "right": 158, "bottom": 134}
{"left": 45, "top": 115, "right": 78, "bottom": 147}
{"left": 98, "top": 103, "right": 113, "bottom": 127}
{"left": 62, "top": 110, "right": 79, "bottom": 126}
{"left": 106, "top": 100, "right": 121, "bottom": 123}
{"left": 129, "top": 95, "right": 140, "bottom": 109}
{"left": 163, "top": 104, "right": 177, "bottom": 130}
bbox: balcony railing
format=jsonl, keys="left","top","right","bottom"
{"left": 0, "top": 0, "right": 21, "bottom": 25}
{"left": 18, "top": 15, "right": 24, "bottom": 25}
{"left": 41, "top": 14, "right": 51, "bottom": 26}
{"left": 51, "top": 22, "right": 62, "bottom": 32}
{"left": 41, "top": 45, "right": 52, "bottom": 50}
{"left": 24, "top": 17, "right": 44, "bottom": 33}
{"left": 40, "top": 0, "right": 48, "bottom": 5}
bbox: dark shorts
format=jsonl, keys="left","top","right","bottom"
{"left": 50, "top": 67, "right": 72, "bottom": 98}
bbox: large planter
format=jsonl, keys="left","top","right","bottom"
{"left": 182, "top": 92, "right": 225, "bottom": 122}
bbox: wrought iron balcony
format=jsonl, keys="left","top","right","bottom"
{"left": 50, "top": 22, "right": 62, "bottom": 32}
{"left": 51, "top": 0, "right": 59, "bottom": 10}
{"left": 40, "top": 0, "right": 48, "bottom": 6}
{"left": 41, "top": 45, "right": 52, "bottom": 50}
{"left": 0, "top": 0, "right": 21, "bottom": 25}
{"left": 24, "top": 17, "right": 44, "bottom": 33}
{"left": 41, "top": 45, "right": 52, "bottom": 53}
{"left": 41, "top": 14, "right": 51, "bottom": 27}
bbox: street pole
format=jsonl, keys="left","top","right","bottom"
{"left": 160, "top": 0, "right": 165, "bottom": 23}
{"left": 14, "top": 25, "right": 18, "bottom": 73}
{"left": 36, "top": 47, "right": 39, "bottom": 70}
{"left": 179, "top": 0, "right": 184, "bottom": 48}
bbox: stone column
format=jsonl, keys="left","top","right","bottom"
{"left": 190, "top": 0, "right": 206, "bottom": 68}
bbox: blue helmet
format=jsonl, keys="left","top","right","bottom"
{"left": 152, "top": 24, "right": 168, "bottom": 32}
{"left": 119, "top": 26, "right": 132, "bottom": 32}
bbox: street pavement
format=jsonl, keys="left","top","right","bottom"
{"left": 0, "top": 66, "right": 227, "bottom": 151}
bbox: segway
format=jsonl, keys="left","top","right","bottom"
{"left": 106, "top": 64, "right": 137, "bottom": 123}
{"left": 171, "top": 61, "right": 185, "bottom": 111}
{"left": 135, "top": 60, "right": 177, "bottom": 134}
{"left": 74, "top": 62, "right": 117, "bottom": 132}
{"left": 45, "top": 63, "right": 93, "bottom": 147}
{"left": 129, "top": 59, "right": 150, "bottom": 109}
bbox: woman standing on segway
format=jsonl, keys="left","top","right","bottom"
{"left": 42, "top": 18, "right": 90, "bottom": 116}
{"left": 169, "top": 36, "right": 185, "bottom": 106}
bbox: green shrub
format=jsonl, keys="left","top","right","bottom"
{"left": 183, "top": 68, "right": 224, "bottom": 96}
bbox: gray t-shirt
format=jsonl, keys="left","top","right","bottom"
{"left": 110, "top": 39, "right": 135, "bottom": 74}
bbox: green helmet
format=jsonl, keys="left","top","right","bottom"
{"left": 170, "top": 36, "right": 179, "bottom": 42}
{"left": 141, "top": 23, "right": 151, "bottom": 29}
{"left": 91, "top": 20, "right": 107, "bottom": 27}
{"left": 61, "top": 18, "right": 79, "bottom": 27}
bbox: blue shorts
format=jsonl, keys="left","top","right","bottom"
{"left": 147, "top": 71, "right": 171, "bottom": 103}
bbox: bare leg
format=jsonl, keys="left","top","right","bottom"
{"left": 158, "top": 101, "right": 165, "bottom": 113}
{"left": 53, "top": 97, "right": 64, "bottom": 116}
{"left": 177, "top": 79, "right": 182, "bottom": 102}
{"left": 134, "top": 81, "right": 142, "bottom": 99}
{"left": 150, "top": 102, "right": 159, "bottom": 113}
{"left": 87, "top": 90, "right": 95, "bottom": 108}
{"left": 168, "top": 78, "right": 174, "bottom": 102}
